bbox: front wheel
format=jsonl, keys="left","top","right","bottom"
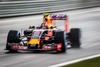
{"left": 6, "top": 30, "right": 21, "bottom": 52}
{"left": 54, "top": 31, "right": 67, "bottom": 52}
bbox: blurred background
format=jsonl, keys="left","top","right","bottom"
{"left": 0, "top": 0, "right": 100, "bottom": 18}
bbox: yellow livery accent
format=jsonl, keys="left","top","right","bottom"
{"left": 27, "top": 39, "right": 39, "bottom": 45}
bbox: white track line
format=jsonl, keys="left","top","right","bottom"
{"left": 49, "top": 54, "right": 100, "bottom": 67}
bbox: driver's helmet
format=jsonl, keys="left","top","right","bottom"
{"left": 43, "top": 12, "right": 49, "bottom": 18}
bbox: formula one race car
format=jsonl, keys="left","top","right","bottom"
{"left": 5, "top": 13, "right": 81, "bottom": 53}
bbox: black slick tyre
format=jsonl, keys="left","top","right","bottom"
{"left": 69, "top": 28, "right": 81, "bottom": 48}
{"left": 6, "top": 30, "right": 21, "bottom": 52}
{"left": 54, "top": 31, "right": 67, "bottom": 52}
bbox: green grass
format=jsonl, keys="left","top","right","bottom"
{"left": 62, "top": 57, "right": 100, "bottom": 67}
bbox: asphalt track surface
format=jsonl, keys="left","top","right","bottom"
{"left": 0, "top": 7, "right": 100, "bottom": 67}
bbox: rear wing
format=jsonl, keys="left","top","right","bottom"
{"left": 51, "top": 14, "right": 68, "bottom": 20}
{"left": 51, "top": 14, "right": 69, "bottom": 33}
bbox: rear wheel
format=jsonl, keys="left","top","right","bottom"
{"left": 6, "top": 30, "right": 21, "bottom": 52}
{"left": 69, "top": 28, "right": 81, "bottom": 48}
{"left": 54, "top": 31, "right": 67, "bottom": 52}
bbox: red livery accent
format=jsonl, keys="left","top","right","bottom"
{"left": 57, "top": 43, "right": 62, "bottom": 51}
